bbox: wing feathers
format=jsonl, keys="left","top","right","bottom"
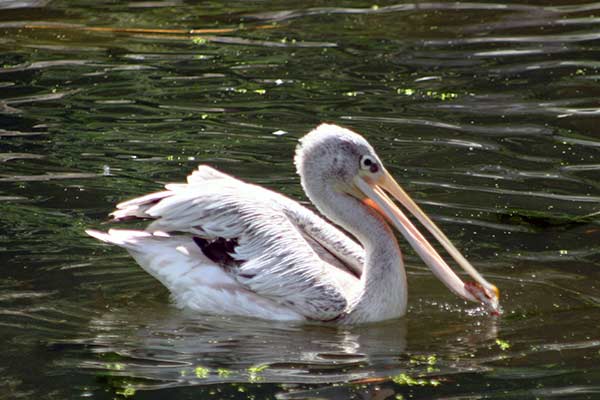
{"left": 92, "top": 165, "right": 358, "bottom": 320}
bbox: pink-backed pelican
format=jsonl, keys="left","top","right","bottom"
{"left": 87, "top": 124, "right": 499, "bottom": 323}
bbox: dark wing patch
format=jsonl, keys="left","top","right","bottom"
{"left": 193, "top": 236, "right": 243, "bottom": 267}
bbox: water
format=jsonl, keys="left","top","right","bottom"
{"left": 1, "top": 0, "right": 599, "bottom": 398}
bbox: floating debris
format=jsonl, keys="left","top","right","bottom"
{"left": 496, "top": 339, "right": 511, "bottom": 351}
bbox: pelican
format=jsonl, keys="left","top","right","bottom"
{"left": 87, "top": 124, "right": 499, "bottom": 323}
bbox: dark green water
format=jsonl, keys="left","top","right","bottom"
{"left": 1, "top": 1, "right": 599, "bottom": 399}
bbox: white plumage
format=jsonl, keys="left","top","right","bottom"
{"left": 87, "top": 124, "right": 500, "bottom": 323}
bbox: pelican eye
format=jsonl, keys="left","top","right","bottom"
{"left": 360, "top": 155, "right": 379, "bottom": 173}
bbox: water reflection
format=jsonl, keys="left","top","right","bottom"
{"left": 55, "top": 304, "right": 503, "bottom": 394}
{"left": 74, "top": 309, "right": 408, "bottom": 386}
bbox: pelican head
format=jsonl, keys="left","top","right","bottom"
{"left": 295, "top": 123, "right": 500, "bottom": 314}
{"left": 295, "top": 123, "right": 382, "bottom": 186}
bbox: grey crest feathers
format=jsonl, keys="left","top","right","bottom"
{"left": 294, "top": 123, "right": 380, "bottom": 185}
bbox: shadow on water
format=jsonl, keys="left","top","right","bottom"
{"left": 0, "top": 0, "right": 600, "bottom": 399}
